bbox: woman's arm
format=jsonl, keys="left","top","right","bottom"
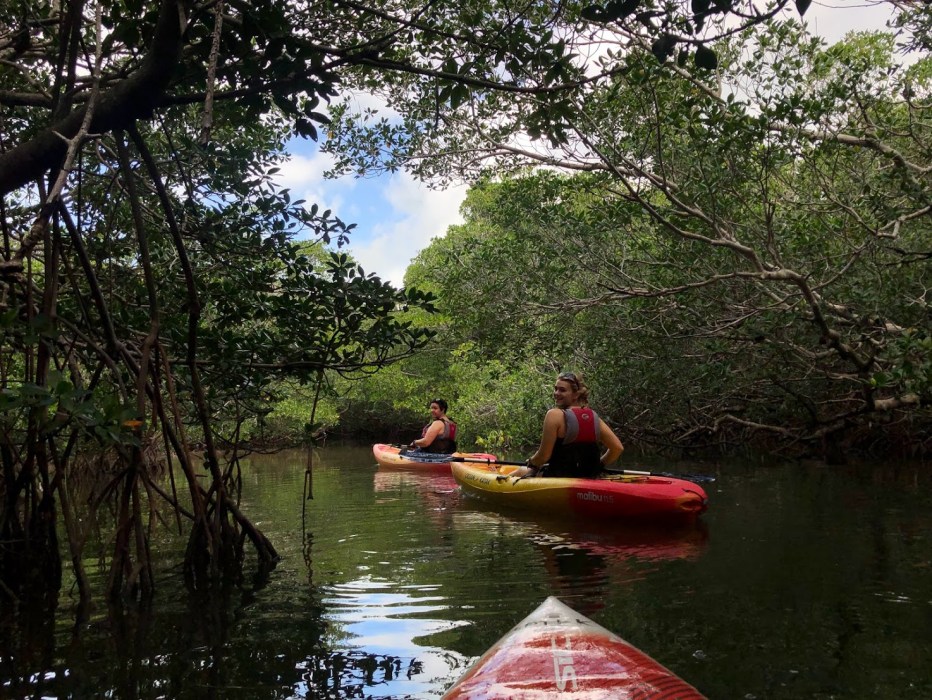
{"left": 413, "top": 420, "right": 443, "bottom": 448}
{"left": 527, "top": 408, "right": 563, "bottom": 469}
{"left": 598, "top": 422, "right": 624, "bottom": 466}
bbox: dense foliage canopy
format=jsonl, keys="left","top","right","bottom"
{"left": 0, "top": 0, "right": 928, "bottom": 617}
{"left": 335, "top": 13, "right": 931, "bottom": 459}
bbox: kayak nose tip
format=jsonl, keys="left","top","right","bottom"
{"left": 678, "top": 494, "right": 708, "bottom": 515}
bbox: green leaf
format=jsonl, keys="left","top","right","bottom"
{"left": 295, "top": 118, "right": 319, "bottom": 140}
{"left": 580, "top": 5, "right": 606, "bottom": 21}
{"left": 306, "top": 111, "right": 331, "bottom": 125}
{"left": 602, "top": 0, "right": 639, "bottom": 22}
{"left": 694, "top": 44, "right": 718, "bottom": 70}
{"left": 651, "top": 34, "right": 677, "bottom": 63}
{"left": 795, "top": 0, "right": 812, "bottom": 16}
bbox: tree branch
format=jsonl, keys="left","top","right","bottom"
{"left": 0, "top": 0, "right": 185, "bottom": 196}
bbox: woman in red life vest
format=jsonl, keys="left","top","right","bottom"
{"left": 408, "top": 398, "right": 458, "bottom": 454}
{"left": 518, "top": 372, "right": 623, "bottom": 478}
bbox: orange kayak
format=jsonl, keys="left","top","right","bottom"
{"left": 442, "top": 596, "right": 707, "bottom": 699}
{"left": 372, "top": 443, "right": 498, "bottom": 473}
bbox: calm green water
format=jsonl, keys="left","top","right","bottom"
{"left": 2, "top": 446, "right": 931, "bottom": 698}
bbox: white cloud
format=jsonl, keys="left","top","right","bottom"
{"left": 275, "top": 151, "right": 331, "bottom": 192}
{"left": 803, "top": 2, "right": 893, "bottom": 45}
{"left": 338, "top": 89, "right": 399, "bottom": 118}
{"left": 348, "top": 174, "right": 468, "bottom": 287}
{"left": 274, "top": 150, "right": 351, "bottom": 215}
{"left": 275, "top": 144, "right": 469, "bottom": 284}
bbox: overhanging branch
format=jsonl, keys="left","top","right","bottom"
{"left": 0, "top": 0, "right": 185, "bottom": 197}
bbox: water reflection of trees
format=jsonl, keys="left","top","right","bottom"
{"left": 1, "top": 566, "right": 432, "bottom": 699}
{"left": 372, "top": 469, "right": 461, "bottom": 531}
{"left": 298, "top": 651, "right": 415, "bottom": 698}
{"left": 452, "top": 502, "right": 710, "bottom": 618}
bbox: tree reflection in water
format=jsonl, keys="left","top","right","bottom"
{"left": 299, "top": 650, "right": 406, "bottom": 697}
{"left": 454, "top": 500, "right": 710, "bottom": 618}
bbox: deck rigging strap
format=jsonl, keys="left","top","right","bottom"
{"left": 400, "top": 450, "right": 456, "bottom": 463}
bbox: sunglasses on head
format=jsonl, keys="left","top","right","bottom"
{"left": 558, "top": 372, "right": 579, "bottom": 388}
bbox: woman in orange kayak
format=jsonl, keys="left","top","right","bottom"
{"left": 515, "top": 372, "right": 623, "bottom": 478}
{"left": 407, "top": 398, "right": 458, "bottom": 454}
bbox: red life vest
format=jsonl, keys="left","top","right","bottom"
{"left": 564, "top": 407, "right": 598, "bottom": 444}
{"left": 421, "top": 418, "right": 458, "bottom": 453}
{"left": 546, "top": 407, "right": 601, "bottom": 477}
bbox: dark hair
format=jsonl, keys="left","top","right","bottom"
{"left": 430, "top": 398, "right": 448, "bottom": 412}
{"left": 556, "top": 372, "right": 590, "bottom": 405}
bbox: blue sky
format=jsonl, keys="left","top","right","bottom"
{"left": 274, "top": 2, "right": 895, "bottom": 288}
{"left": 275, "top": 139, "right": 468, "bottom": 288}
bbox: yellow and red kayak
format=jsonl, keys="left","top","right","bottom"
{"left": 442, "top": 596, "right": 706, "bottom": 699}
{"left": 372, "top": 443, "right": 498, "bottom": 473}
{"left": 451, "top": 462, "right": 707, "bottom": 522}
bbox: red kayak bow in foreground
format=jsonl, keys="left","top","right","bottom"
{"left": 443, "top": 596, "right": 707, "bottom": 699}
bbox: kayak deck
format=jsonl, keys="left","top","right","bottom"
{"left": 372, "top": 443, "right": 498, "bottom": 473}
{"left": 442, "top": 596, "right": 707, "bottom": 699}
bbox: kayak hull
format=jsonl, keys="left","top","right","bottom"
{"left": 442, "top": 596, "right": 707, "bottom": 699}
{"left": 451, "top": 462, "right": 707, "bottom": 522}
{"left": 372, "top": 443, "right": 498, "bottom": 473}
